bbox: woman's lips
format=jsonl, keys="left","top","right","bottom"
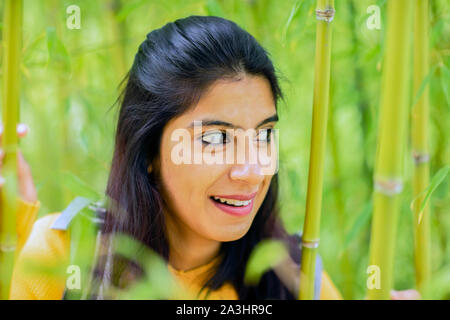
{"left": 210, "top": 192, "right": 257, "bottom": 217}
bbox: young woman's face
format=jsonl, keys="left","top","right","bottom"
{"left": 158, "top": 74, "right": 278, "bottom": 243}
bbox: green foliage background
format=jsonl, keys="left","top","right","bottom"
{"left": 0, "top": 0, "right": 449, "bottom": 299}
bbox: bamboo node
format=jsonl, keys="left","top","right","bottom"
{"left": 302, "top": 239, "right": 320, "bottom": 249}
{"left": 0, "top": 244, "right": 16, "bottom": 252}
{"left": 374, "top": 177, "right": 403, "bottom": 196}
{"left": 316, "top": 8, "right": 335, "bottom": 22}
{"left": 412, "top": 151, "right": 430, "bottom": 165}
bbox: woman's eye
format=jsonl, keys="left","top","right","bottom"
{"left": 256, "top": 128, "right": 272, "bottom": 142}
{"left": 201, "top": 131, "right": 228, "bottom": 145}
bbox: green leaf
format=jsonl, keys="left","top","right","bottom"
{"left": 46, "top": 27, "right": 71, "bottom": 74}
{"left": 431, "top": 19, "right": 444, "bottom": 47}
{"left": 116, "top": 0, "right": 146, "bottom": 22}
{"left": 60, "top": 170, "right": 102, "bottom": 200}
{"left": 244, "top": 240, "right": 289, "bottom": 285}
{"left": 411, "top": 65, "right": 437, "bottom": 108}
{"left": 417, "top": 165, "right": 450, "bottom": 224}
{"left": 440, "top": 65, "right": 450, "bottom": 109}
{"left": 23, "top": 32, "right": 46, "bottom": 66}
{"left": 112, "top": 234, "right": 179, "bottom": 299}
{"left": 343, "top": 201, "right": 373, "bottom": 250}
{"left": 282, "top": 0, "right": 302, "bottom": 44}
{"left": 281, "top": 0, "right": 313, "bottom": 45}
{"left": 205, "top": 0, "right": 225, "bottom": 17}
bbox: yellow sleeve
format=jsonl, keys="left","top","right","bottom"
{"left": 16, "top": 197, "right": 41, "bottom": 253}
{"left": 320, "top": 271, "right": 343, "bottom": 300}
{"left": 9, "top": 213, "right": 70, "bottom": 300}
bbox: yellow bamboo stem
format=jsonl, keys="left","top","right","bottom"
{"left": 367, "top": 0, "right": 414, "bottom": 300}
{"left": 412, "top": 0, "right": 431, "bottom": 294}
{"left": 0, "top": 0, "right": 22, "bottom": 299}
{"left": 298, "top": 0, "right": 334, "bottom": 300}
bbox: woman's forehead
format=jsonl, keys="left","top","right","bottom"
{"left": 176, "top": 75, "right": 277, "bottom": 129}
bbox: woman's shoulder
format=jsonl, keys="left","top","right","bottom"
{"left": 19, "top": 212, "right": 70, "bottom": 258}
{"left": 10, "top": 212, "right": 70, "bottom": 300}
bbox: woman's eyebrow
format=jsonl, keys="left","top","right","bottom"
{"left": 188, "top": 114, "right": 278, "bottom": 129}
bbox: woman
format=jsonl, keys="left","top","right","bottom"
{"left": 6, "top": 16, "right": 418, "bottom": 300}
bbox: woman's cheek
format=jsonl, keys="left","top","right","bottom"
{"left": 256, "top": 176, "right": 272, "bottom": 208}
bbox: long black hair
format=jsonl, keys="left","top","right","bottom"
{"left": 95, "top": 15, "right": 302, "bottom": 299}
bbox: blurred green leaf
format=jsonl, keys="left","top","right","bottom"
{"left": 422, "top": 267, "right": 450, "bottom": 300}
{"left": 60, "top": 170, "right": 102, "bottom": 200}
{"left": 116, "top": 0, "right": 147, "bottom": 22}
{"left": 440, "top": 65, "right": 450, "bottom": 109}
{"left": 343, "top": 201, "right": 373, "bottom": 250}
{"left": 411, "top": 65, "right": 437, "bottom": 108}
{"left": 244, "top": 239, "right": 289, "bottom": 285}
{"left": 46, "top": 27, "right": 71, "bottom": 74}
{"left": 282, "top": 0, "right": 313, "bottom": 45}
{"left": 205, "top": 0, "right": 225, "bottom": 17}
{"left": 431, "top": 19, "right": 444, "bottom": 47}
{"left": 23, "top": 32, "right": 46, "bottom": 66}
{"left": 112, "top": 234, "right": 180, "bottom": 299}
{"left": 416, "top": 165, "right": 450, "bottom": 224}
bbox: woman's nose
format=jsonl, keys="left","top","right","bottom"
{"left": 229, "top": 162, "right": 265, "bottom": 185}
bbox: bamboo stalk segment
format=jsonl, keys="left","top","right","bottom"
{"left": 0, "top": 0, "right": 22, "bottom": 299}
{"left": 412, "top": 0, "right": 431, "bottom": 294}
{"left": 367, "top": 0, "right": 414, "bottom": 300}
{"left": 298, "top": 0, "right": 334, "bottom": 300}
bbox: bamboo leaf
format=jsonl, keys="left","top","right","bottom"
{"left": 431, "top": 19, "right": 444, "bottom": 47}
{"left": 417, "top": 165, "right": 450, "bottom": 224}
{"left": 343, "top": 201, "right": 373, "bottom": 249}
{"left": 60, "top": 170, "right": 102, "bottom": 200}
{"left": 244, "top": 240, "right": 288, "bottom": 285}
{"left": 112, "top": 234, "right": 179, "bottom": 299}
{"left": 440, "top": 65, "right": 450, "bottom": 109}
{"left": 281, "top": 0, "right": 313, "bottom": 45}
{"left": 411, "top": 65, "right": 437, "bottom": 108}
{"left": 282, "top": 0, "right": 303, "bottom": 44}
{"left": 22, "top": 32, "right": 46, "bottom": 67}
{"left": 46, "top": 27, "right": 71, "bottom": 74}
{"left": 205, "top": 0, "right": 225, "bottom": 17}
{"left": 116, "top": 0, "right": 146, "bottom": 22}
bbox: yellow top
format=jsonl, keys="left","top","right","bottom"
{"left": 10, "top": 201, "right": 342, "bottom": 300}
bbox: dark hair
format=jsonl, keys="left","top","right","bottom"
{"left": 96, "top": 15, "right": 302, "bottom": 299}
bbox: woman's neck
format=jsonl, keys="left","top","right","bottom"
{"left": 165, "top": 211, "right": 221, "bottom": 271}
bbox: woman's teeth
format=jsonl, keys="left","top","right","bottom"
{"left": 212, "top": 196, "right": 252, "bottom": 207}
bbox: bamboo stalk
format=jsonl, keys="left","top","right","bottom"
{"left": 0, "top": 0, "right": 23, "bottom": 299}
{"left": 298, "top": 0, "right": 334, "bottom": 300}
{"left": 367, "top": 0, "right": 413, "bottom": 300}
{"left": 412, "top": 0, "right": 431, "bottom": 294}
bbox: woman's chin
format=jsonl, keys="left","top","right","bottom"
{"left": 207, "top": 223, "right": 253, "bottom": 242}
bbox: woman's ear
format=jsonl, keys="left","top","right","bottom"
{"left": 148, "top": 156, "right": 161, "bottom": 175}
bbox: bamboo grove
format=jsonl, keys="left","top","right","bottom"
{"left": 0, "top": 0, "right": 448, "bottom": 299}
{"left": 300, "top": 0, "right": 442, "bottom": 300}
